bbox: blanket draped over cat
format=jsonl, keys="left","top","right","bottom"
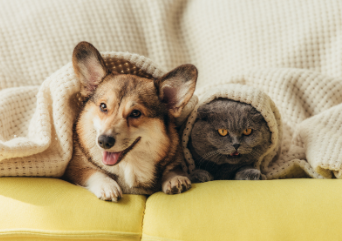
{"left": 180, "top": 84, "right": 284, "bottom": 179}
{"left": 179, "top": 71, "right": 342, "bottom": 179}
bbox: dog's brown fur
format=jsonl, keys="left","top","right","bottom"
{"left": 63, "top": 42, "right": 197, "bottom": 201}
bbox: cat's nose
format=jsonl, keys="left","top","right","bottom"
{"left": 98, "top": 135, "right": 115, "bottom": 149}
{"left": 233, "top": 144, "right": 240, "bottom": 150}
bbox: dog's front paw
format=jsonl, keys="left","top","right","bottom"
{"left": 190, "top": 169, "right": 213, "bottom": 183}
{"left": 86, "top": 172, "right": 122, "bottom": 202}
{"left": 235, "top": 168, "right": 264, "bottom": 180}
{"left": 162, "top": 175, "right": 191, "bottom": 195}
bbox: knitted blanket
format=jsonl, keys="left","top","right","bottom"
{"left": 0, "top": 0, "right": 342, "bottom": 178}
{"left": 181, "top": 72, "right": 342, "bottom": 179}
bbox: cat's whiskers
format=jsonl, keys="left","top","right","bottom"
{"left": 199, "top": 151, "right": 222, "bottom": 171}
{"left": 201, "top": 150, "right": 219, "bottom": 160}
{"left": 213, "top": 153, "right": 225, "bottom": 166}
{"left": 197, "top": 150, "right": 219, "bottom": 169}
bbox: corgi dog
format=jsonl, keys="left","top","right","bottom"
{"left": 64, "top": 42, "right": 198, "bottom": 201}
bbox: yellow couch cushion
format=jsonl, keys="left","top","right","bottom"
{"left": 0, "top": 178, "right": 146, "bottom": 241}
{"left": 142, "top": 179, "right": 342, "bottom": 241}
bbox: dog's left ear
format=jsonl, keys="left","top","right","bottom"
{"left": 72, "top": 41, "right": 109, "bottom": 97}
{"left": 155, "top": 64, "right": 198, "bottom": 117}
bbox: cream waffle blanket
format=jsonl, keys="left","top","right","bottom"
{"left": 0, "top": 0, "right": 342, "bottom": 178}
{"left": 180, "top": 72, "right": 342, "bottom": 179}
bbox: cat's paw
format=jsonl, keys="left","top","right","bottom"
{"left": 190, "top": 169, "right": 213, "bottom": 183}
{"left": 86, "top": 172, "right": 122, "bottom": 202}
{"left": 162, "top": 175, "right": 192, "bottom": 195}
{"left": 235, "top": 168, "right": 264, "bottom": 180}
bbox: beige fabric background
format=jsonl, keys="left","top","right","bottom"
{"left": 1, "top": 0, "right": 341, "bottom": 90}
{"left": 0, "top": 0, "right": 342, "bottom": 177}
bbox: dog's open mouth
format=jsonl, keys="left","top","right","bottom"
{"left": 102, "top": 137, "right": 141, "bottom": 166}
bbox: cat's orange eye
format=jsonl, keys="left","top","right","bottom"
{"left": 243, "top": 128, "right": 252, "bottom": 135}
{"left": 218, "top": 129, "right": 228, "bottom": 136}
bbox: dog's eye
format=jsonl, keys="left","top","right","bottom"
{"left": 100, "top": 103, "right": 107, "bottom": 112}
{"left": 130, "top": 110, "right": 141, "bottom": 118}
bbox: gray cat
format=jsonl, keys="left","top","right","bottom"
{"left": 188, "top": 99, "right": 271, "bottom": 182}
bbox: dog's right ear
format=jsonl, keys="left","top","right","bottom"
{"left": 155, "top": 64, "right": 198, "bottom": 118}
{"left": 72, "top": 41, "right": 109, "bottom": 97}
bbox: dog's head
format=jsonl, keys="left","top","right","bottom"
{"left": 73, "top": 42, "right": 197, "bottom": 167}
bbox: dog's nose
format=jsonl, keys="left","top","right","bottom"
{"left": 98, "top": 135, "right": 115, "bottom": 149}
{"left": 233, "top": 144, "right": 240, "bottom": 150}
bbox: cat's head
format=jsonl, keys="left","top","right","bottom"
{"left": 190, "top": 99, "right": 271, "bottom": 165}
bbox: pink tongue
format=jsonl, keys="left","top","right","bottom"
{"left": 102, "top": 151, "right": 121, "bottom": 166}
{"left": 233, "top": 151, "right": 240, "bottom": 156}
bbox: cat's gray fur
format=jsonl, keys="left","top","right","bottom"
{"left": 188, "top": 99, "right": 271, "bottom": 182}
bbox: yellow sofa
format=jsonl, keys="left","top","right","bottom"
{"left": 0, "top": 178, "right": 341, "bottom": 241}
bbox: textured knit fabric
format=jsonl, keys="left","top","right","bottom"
{"left": 181, "top": 74, "right": 342, "bottom": 179}
{"left": 0, "top": 0, "right": 342, "bottom": 177}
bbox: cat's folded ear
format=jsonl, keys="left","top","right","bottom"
{"left": 155, "top": 64, "right": 198, "bottom": 118}
{"left": 250, "top": 111, "right": 264, "bottom": 122}
{"left": 72, "top": 41, "right": 110, "bottom": 97}
{"left": 196, "top": 103, "right": 213, "bottom": 120}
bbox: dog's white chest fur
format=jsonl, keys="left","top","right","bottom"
{"left": 121, "top": 161, "right": 136, "bottom": 188}
{"left": 118, "top": 150, "right": 156, "bottom": 188}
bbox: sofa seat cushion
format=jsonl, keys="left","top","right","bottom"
{"left": 0, "top": 178, "right": 146, "bottom": 241}
{"left": 142, "top": 179, "right": 342, "bottom": 241}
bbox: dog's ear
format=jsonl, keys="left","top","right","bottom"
{"left": 72, "top": 41, "right": 109, "bottom": 97}
{"left": 155, "top": 64, "right": 198, "bottom": 118}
